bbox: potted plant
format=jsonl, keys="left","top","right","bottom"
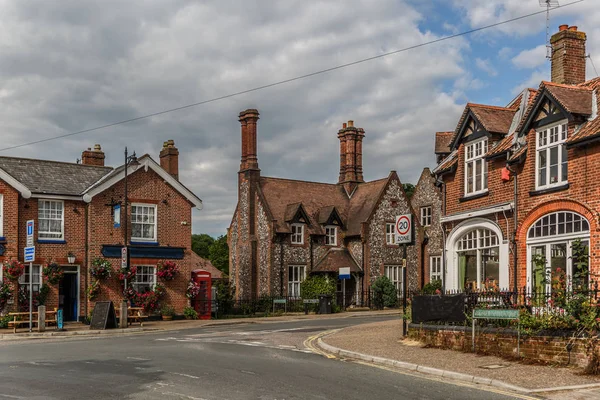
{"left": 157, "top": 260, "right": 179, "bottom": 281}
{"left": 42, "top": 262, "right": 64, "bottom": 285}
{"left": 160, "top": 304, "right": 175, "bottom": 321}
{"left": 183, "top": 306, "right": 198, "bottom": 320}
{"left": 87, "top": 280, "right": 100, "bottom": 300}
{"left": 3, "top": 260, "right": 24, "bottom": 281}
{"left": 0, "top": 280, "right": 12, "bottom": 311}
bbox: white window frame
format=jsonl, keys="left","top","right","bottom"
{"left": 430, "top": 256, "right": 442, "bottom": 282}
{"left": 38, "top": 200, "right": 64, "bottom": 241}
{"left": 288, "top": 265, "right": 305, "bottom": 298}
{"left": 457, "top": 228, "right": 500, "bottom": 291}
{"left": 132, "top": 265, "right": 157, "bottom": 293}
{"left": 291, "top": 223, "right": 304, "bottom": 245}
{"left": 18, "top": 264, "right": 42, "bottom": 294}
{"left": 385, "top": 223, "right": 396, "bottom": 245}
{"left": 535, "top": 120, "right": 568, "bottom": 190}
{"left": 131, "top": 203, "right": 157, "bottom": 242}
{"left": 464, "top": 137, "right": 488, "bottom": 196}
{"left": 421, "top": 206, "right": 432, "bottom": 227}
{"left": 325, "top": 226, "right": 337, "bottom": 246}
{"left": 384, "top": 265, "right": 403, "bottom": 295}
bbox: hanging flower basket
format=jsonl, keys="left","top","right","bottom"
{"left": 43, "top": 262, "right": 64, "bottom": 285}
{"left": 118, "top": 265, "right": 137, "bottom": 282}
{"left": 87, "top": 280, "right": 100, "bottom": 300}
{"left": 90, "top": 258, "right": 113, "bottom": 280}
{"left": 138, "top": 283, "right": 166, "bottom": 313}
{"left": 157, "top": 260, "right": 179, "bottom": 281}
{"left": 3, "top": 260, "right": 24, "bottom": 281}
{"left": 0, "top": 280, "right": 13, "bottom": 310}
{"left": 186, "top": 280, "right": 200, "bottom": 299}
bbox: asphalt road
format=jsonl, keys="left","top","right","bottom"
{"left": 0, "top": 315, "right": 529, "bottom": 399}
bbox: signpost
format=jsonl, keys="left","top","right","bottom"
{"left": 472, "top": 309, "right": 520, "bottom": 354}
{"left": 395, "top": 214, "right": 414, "bottom": 337}
{"left": 121, "top": 246, "right": 128, "bottom": 290}
{"left": 25, "top": 220, "right": 35, "bottom": 332}
{"left": 339, "top": 267, "right": 350, "bottom": 310}
{"left": 113, "top": 204, "right": 121, "bottom": 228}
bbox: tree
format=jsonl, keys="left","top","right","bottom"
{"left": 371, "top": 276, "right": 398, "bottom": 309}
{"left": 208, "top": 235, "right": 229, "bottom": 275}
{"left": 191, "top": 234, "right": 215, "bottom": 259}
{"left": 402, "top": 183, "right": 415, "bottom": 200}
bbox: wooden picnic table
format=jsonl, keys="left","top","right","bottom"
{"left": 115, "top": 307, "right": 148, "bottom": 327}
{"left": 8, "top": 310, "right": 58, "bottom": 333}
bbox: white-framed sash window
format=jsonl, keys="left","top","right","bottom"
{"left": 464, "top": 138, "right": 488, "bottom": 196}
{"left": 430, "top": 256, "right": 442, "bottom": 282}
{"left": 19, "top": 264, "right": 42, "bottom": 294}
{"left": 536, "top": 121, "right": 568, "bottom": 190}
{"left": 131, "top": 204, "right": 157, "bottom": 242}
{"left": 384, "top": 265, "right": 403, "bottom": 295}
{"left": 325, "top": 226, "right": 337, "bottom": 246}
{"left": 288, "top": 265, "right": 305, "bottom": 297}
{"left": 385, "top": 223, "right": 396, "bottom": 245}
{"left": 133, "top": 265, "right": 156, "bottom": 293}
{"left": 291, "top": 224, "right": 304, "bottom": 245}
{"left": 38, "top": 200, "right": 64, "bottom": 240}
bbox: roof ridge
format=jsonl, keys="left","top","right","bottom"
{"left": 542, "top": 80, "right": 593, "bottom": 91}
{"left": 467, "top": 103, "right": 514, "bottom": 111}
{"left": 0, "top": 155, "right": 113, "bottom": 169}
{"left": 261, "top": 176, "right": 339, "bottom": 187}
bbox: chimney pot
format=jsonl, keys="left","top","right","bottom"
{"left": 559, "top": 24, "right": 568, "bottom": 31}
{"left": 348, "top": 120, "right": 354, "bottom": 127}
{"left": 342, "top": 123, "right": 347, "bottom": 129}
{"left": 568, "top": 26, "right": 578, "bottom": 31}
{"left": 93, "top": 144, "right": 101, "bottom": 151}
{"left": 82, "top": 145, "right": 105, "bottom": 166}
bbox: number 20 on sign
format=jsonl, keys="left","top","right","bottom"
{"left": 395, "top": 214, "right": 413, "bottom": 244}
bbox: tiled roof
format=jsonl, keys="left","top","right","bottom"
{"left": 469, "top": 104, "right": 516, "bottom": 134}
{"left": 544, "top": 81, "right": 593, "bottom": 115}
{"left": 259, "top": 175, "right": 389, "bottom": 237}
{"left": 433, "top": 152, "right": 457, "bottom": 174}
{"left": 508, "top": 145, "right": 527, "bottom": 164}
{"left": 435, "top": 132, "right": 453, "bottom": 154}
{"left": 566, "top": 78, "right": 600, "bottom": 145}
{"left": 190, "top": 252, "right": 223, "bottom": 279}
{"left": 313, "top": 248, "right": 361, "bottom": 273}
{"left": 486, "top": 133, "right": 514, "bottom": 158}
{"left": 0, "top": 157, "right": 112, "bottom": 195}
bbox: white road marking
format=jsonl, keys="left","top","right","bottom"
{"left": 169, "top": 372, "right": 200, "bottom": 380}
{"left": 127, "top": 356, "right": 151, "bottom": 361}
{"left": 0, "top": 394, "right": 25, "bottom": 399}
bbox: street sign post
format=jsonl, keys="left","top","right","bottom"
{"left": 339, "top": 267, "right": 350, "bottom": 310}
{"left": 25, "top": 220, "right": 35, "bottom": 332}
{"left": 121, "top": 246, "right": 128, "bottom": 292}
{"left": 395, "top": 214, "right": 413, "bottom": 336}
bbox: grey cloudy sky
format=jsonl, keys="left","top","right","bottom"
{"left": 0, "top": 0, "right": 597, "bottom": 237}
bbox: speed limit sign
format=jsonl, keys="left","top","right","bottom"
{"left": 395, "top": 214, "right": 413, "bottom": 244}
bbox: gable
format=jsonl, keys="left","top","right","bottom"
{"left": 284, "top": 202, "right": 311, "bottom": 225}
{"left": 531, "top": 95, "right": 570, "bottom": 129}
{"left": 460, "top": 113, "right": 487, "bottom": 143}
{"left": 318, "top": 206, "right": 345, "bottom": 228}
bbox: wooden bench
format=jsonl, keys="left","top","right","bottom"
{"left": 115, "top": 307, "right": 148, "bottom": 327}
{"left": 8, "top": 311, "right": 58, "bottom": 333}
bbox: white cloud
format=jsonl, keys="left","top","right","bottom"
{"left": 510, "top": 70, "right": 548, "bottom": 96}
{"left": 512, "top": 45, "right": 547, "bottom": 69}
{"left": 475, "top": 58, "right": 498, "bottom": 76}
{"left": 498, "top": 47, "right": 512, "bottom": 60}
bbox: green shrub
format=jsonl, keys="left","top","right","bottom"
{"left": 300, "top": 275, "right": 336, "bottom": 299}
{"left": 0, "top": 314, "right": 10, "bottom": 329}
{"left": 372, "top": 276, "right": 398, "bottom": 309}
{"left": 421, "top": 280, "right": 442, "bottom": 295}
{"left": 160, "top": 304, "right": 175, "bottom": 317}
{"left": 183, "top": 306, "right": 198, "bottom": 320}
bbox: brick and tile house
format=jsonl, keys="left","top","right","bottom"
{"left": 228, "top": 110, "right": 422, "bottom": 301}
{"left": 0, "top": 141, "right": 207, "bottom": 321}
{"left": 434, "top": 24, "right": 600, "bottom": 294}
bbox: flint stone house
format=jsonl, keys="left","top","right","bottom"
{"left": 0, "top": 141, "right": 207, "bottom": 321}
{"left": 228, "top": 110, "right": 421, "bottom": 301}
{"left": 434, "top": 24, "right": 600, "bottom": 294}
{"left": 410, "top": 167, "right": 444, "bottom": 287}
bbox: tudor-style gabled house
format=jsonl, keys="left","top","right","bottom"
{"left": 434, "top": 24, "right": 600, "bottom": 294}
{"left": 228, "top": 110, "right": 422, "bottom": 301}
{"left": 0, "top": 141, "right": 207, "bottom": 321}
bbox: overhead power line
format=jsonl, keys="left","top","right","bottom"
{"left": 0, "top": 0, "right": 584, "bottom": 153}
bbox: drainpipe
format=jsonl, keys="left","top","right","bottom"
{"left": 507, "top": 164, "right": 518, "bottom": 295}
{"left": 420, "top": 230, "right": 429, "bottom": 288}
{"left": 84, "top": 204, "right": 89, "bottom": 319}
{"left": 436, "top": 178, "right": 447, "bottom": 293}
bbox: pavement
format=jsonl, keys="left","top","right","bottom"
{"left": 0, "top": 314, "right": 525, "bottom": 400}
{"left": 316, "top": 319, "right": 600, "bottom": 400}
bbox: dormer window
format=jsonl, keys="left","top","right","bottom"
{"left": 291, "top": 223, "right": 304, "bottom": 245}
{"left": 325, "top": 226, "right": 337, "bottom": 246}
{"left": 464, "top": 138, "right": 488, "bottom": 196}
{"left": 536, "top": 121, "right": 568, "bottom": 190}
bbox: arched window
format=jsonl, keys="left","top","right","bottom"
{"left": 527, "top": 211, "right": 590, "bottom": 294}
{"left": 457, "top": 228, "right": 499, "bottom": 291}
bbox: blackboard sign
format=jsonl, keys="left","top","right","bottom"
{"left": 90, "top": 301, "right": 117, "bottom": 330}
{"left": 411, "top": 294, "right": 466, "bottom": 324}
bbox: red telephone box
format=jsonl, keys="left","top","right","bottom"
{"left": 191, "top": 269, "right": 212, "bottom": 320}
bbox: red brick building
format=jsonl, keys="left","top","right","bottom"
{"left": 0, "top": 141, "right": 205, "bottom": 321}
{"left": 228, "top": 110, "right": 422, "bottom": 301}
{"left": 434, "top": 25, "right": 599, "bottom": 294}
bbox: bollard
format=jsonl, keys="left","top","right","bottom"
{"left": 37, "top": 305, "right": 46, "bottom": 332}
{"left": 119, "top": 300, "right": 128, "bottom": 329}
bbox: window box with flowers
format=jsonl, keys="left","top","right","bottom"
{"left": 42, "top": 262, "right": 64, "bottom": 285}
{"left": 157, "top": 260, "right": 179, "bottom": 282}
{"left": 3, "top": 260, "right": 24, "bottom": 282}
{"left": 90, "top": 258, "right": 113, "bottom": 281}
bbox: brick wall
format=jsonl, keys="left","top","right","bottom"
{"left": 409, "top": 325, "right": 591, "bottom": 369}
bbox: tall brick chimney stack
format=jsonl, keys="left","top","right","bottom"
{"left": 239, "top": 109, "right": 260, "bottom": 171}
{"left": 551, "top": 24, "right": 587, "bottom": 85}
{"left": 160, "top": 139, "right": 179, "bottom": 180}
{"left": 81, "top": 144, "right": 105, "bottom": 166}
{"left": 338, "top": 120, "right": 365, "bottom": 195}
